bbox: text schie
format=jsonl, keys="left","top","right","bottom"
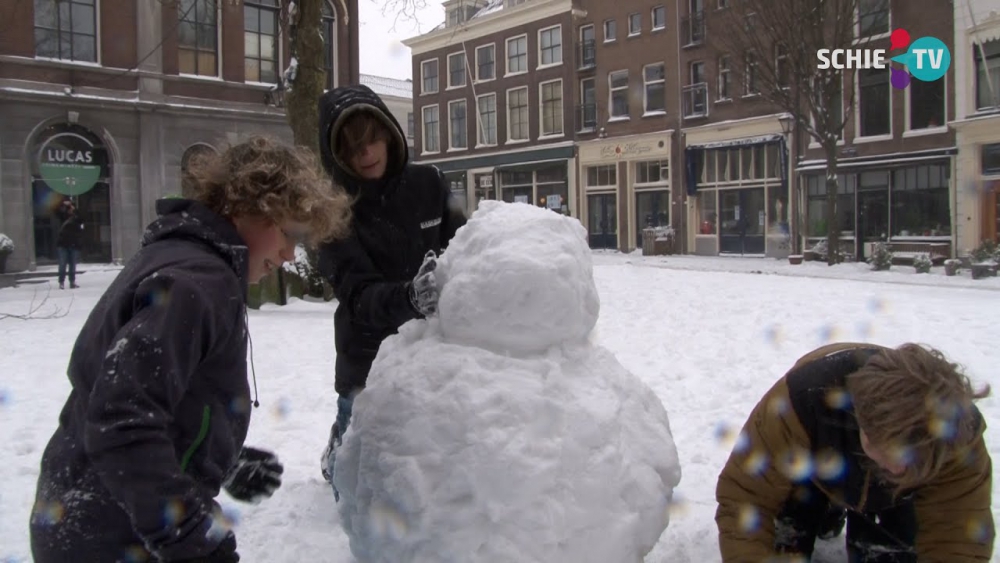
{"left": 816, "top": 49, "right": 887, "bottom": 69}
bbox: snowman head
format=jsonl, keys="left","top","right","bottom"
{"left": 435, "top": 200, "right": 600, "bottom": 354}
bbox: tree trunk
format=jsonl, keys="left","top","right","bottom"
{"left": 823, "top": 143, "right": 840, "bottom": 266}
{"left": 284, "top": 0, "right": 325, "bottom": 156}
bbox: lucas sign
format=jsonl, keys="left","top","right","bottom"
{"left": 37, "top": 133, "right": 104, "bottom": 196}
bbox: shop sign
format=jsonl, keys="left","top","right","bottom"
{"left": 37, "top": 133, "right": 103, "bottom": 196}
{"left": 600, "top": 141, "right": 655, "bottom": 160}
{"left": 546, "top": 194, "right": 562, "bottom": 209}
{"left": 476, "top": 174, "right": 494, "bottom": 190}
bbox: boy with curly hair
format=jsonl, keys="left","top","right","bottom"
{"left": 716, "top": 342, "right": 993, "bottom": 562}
{"left": 29, "top": 136, "right": 352, "bottom": 563}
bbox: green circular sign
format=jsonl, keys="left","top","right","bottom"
{"left": 37, "top": 132, "right": 104, "bottom": 196}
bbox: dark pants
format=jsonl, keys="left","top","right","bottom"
{"left": 57, "top": 247, "right": 79, "bottom": 285}
{"left": 775, "top": 483, "right": 917, "bottom": 562}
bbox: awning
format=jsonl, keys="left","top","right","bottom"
{"left": 685, "top": 134, "right": 783, "bottom": 150}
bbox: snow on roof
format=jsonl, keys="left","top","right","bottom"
{"left": 470, "top": 0, "right": 505, "bottom": 20}
{"left": 360, "top": 74, "right": 413, "bottom": 99}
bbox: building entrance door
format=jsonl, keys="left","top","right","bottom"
{"left": 858, "top": 189, "right": 889, "bottom": 259}
{"left": 719, "top": 187, "right": 765, "bottom": 254}
{"left": 587, "top": 193, "right": 617, "bottom": 249}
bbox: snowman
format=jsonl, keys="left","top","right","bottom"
{"left": 333, "top": 200, "right": 681, "bottom": 563}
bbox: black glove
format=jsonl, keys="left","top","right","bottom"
{"left": 173, "top": 532, "right": 239, "bottom": 562}
{"left": 408, "top": 250, "right": 439, "bottom": 317}
{"left": 223, "top": 447, "right": 283, "bottom": 504}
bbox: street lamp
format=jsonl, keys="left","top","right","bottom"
{"left": 778, "top": 113, "right": 795, "bottom": 136}
{"left": 777, "top": 113, "right": 798, "bottom": 253}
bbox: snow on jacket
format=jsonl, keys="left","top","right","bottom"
{"left": 316, "top": 84, "right": 466, "bottom": 397}
{"left": 30, "top": 198, "right": 253, "bottom": 562}
{"left": 715, "top": 342, "right": 994, "bottom": 562}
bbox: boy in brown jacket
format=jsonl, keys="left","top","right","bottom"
{"left": 715, "top": 342, "right": 993, "bottom": 562}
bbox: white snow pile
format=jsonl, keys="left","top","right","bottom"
{"left": 333, "top": 201, "right": 682, "bottom": 563}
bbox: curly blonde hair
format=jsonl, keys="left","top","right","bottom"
{"left": 847, "top": 343, "right": 990, "bottom": 492}
{"left": 186, "top": 136, "right": 351, "bottom": 245}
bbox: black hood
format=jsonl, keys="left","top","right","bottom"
{"left": 142, "top": 198, "right": 250, "bottom": 288}
{"left": 318, "top": 84, "right": 409, "bottom": 195}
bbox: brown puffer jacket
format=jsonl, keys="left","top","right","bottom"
{"left": 715, "top": 342, "right": 994, "bottom": 562}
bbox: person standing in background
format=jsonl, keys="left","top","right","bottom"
{"left": 56, "top": 199, "right": 84, "bottom": 289}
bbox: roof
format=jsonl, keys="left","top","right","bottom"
{"left": 359, "top": 74, "right": 413, "bottom": 99}
{"left": 427, "top": 0, "right": 505, "bottom": 34}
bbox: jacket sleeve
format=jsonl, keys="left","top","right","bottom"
{"left": 436, "top": 168, "right": 467, "bottom": 250}
{"left": 83, "top": 266, "right": 236, "bottom": 561}
{"left": 318, "top": 236, "right": 420, "bottom": 329}
{"left": 715, "top": 377, "right": 809, "bottom": 562}
{"left": 912, "top": 432, "right": 994, "bottom": 561}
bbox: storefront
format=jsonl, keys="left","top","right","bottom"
{"left": 417, "top": 143, "right": 576, "bottom": 218}
{"left": 952, "top": 116, "right": 1000, "bottom": 252}
{"left": 797, "top": 150, "right": 957, "bottom": 260}
{"left": 577, "top": 132, "right": 675, "bottom": 251}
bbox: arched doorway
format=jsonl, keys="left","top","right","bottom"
{"left": 30, "top": 123, "right": 113, "bottom": 264}
{"left": 181, "top": 143, "right": 218, "bottom": 198}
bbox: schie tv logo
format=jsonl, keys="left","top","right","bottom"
{"left": 816, "top": 29, "right": 951, "bottom": 89}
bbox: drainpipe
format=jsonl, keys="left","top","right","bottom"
{"left": 676, "top": 0, "right": 686, "bottom": 253}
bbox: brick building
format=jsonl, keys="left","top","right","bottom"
{"left": 403, "top": 0, "right": 581, "bottom": 218}
{"left": 0, "top": 0, "right": 359, "bottom": 272}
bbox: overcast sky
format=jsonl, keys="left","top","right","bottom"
{"left": 357, "top": 0, "right": 443, "bottom": 80}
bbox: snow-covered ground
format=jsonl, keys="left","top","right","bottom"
{"left": 1, "top": 254, "right": 998, "bottom": 562}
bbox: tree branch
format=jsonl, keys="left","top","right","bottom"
{"left": 0, "top": 287, "right": 73, "bottom": 321}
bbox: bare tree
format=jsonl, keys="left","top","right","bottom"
{"left": 715, "top": 0, "right": 884, "bottom": 264}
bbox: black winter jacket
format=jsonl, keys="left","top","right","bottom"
{"left": 56, "top": 212, "right": 84, "bottom": 250}
{"left": 30, "top": 199, "right": 254, "bottom": 562}
{"left": 316, "top": 84, "right": 466, "bottom": 397}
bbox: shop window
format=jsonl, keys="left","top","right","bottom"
{"left": 587, "top": 164, "right": 616, "bottom": 187}
{"left": 500, "top": 170, "right": 533, "bottom": 204}
{"left": 890, "top": 164, "right": 950, "bottom": 237}
{"left": 805, "top": 175, "right": 855, "bottom": 237}
{"left": 909, "top": 78, "right": 945, "bottom": 130}
{"left": 635, "top": 160, "right": 668, "bottom": 185}
{"left": 537, "top": 164, "right": 568, "bottom": 214}
{"left": 635, "top": 190, "right": 670, "bottom": 246}
{"left": 858, "top": 68, "right": 890, "bottom": 137}
{"left": 698, "top": 190, "right": 717, "bottom": 234}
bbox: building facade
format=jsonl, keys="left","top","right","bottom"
{"left": 951, "top": 0, "right": 1000, "bottom": 253}
{"left": 403, "top": 0, "right": 581, "bottom": 219}
{"left": 360, "top": 73, "right": 416, "bottom": 156}
{"left": 0, "top": 0, "right": 359, "bottom": 272}
{"left": 793, "top": 0, "right": 958, "bottom": 262}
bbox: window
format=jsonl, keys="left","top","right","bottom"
{"left": 635, "top": 160, "right": 669, "bottom": 184}
{"left": 982, "top": 143, "right": 1000, "bottom": 175}
{"left": 422, "top": 105, "right": 440, "bottom": 152}
{"left": 644, "top": 63, "right": 666, "bottom": 113}
{"left": 718, "top": 56, "right": 731, "bottom": 99}
{"left": 177, "top": 0, "right": 218, "bottom": 76}
{"left": 890, "top": 164, "right": 950, "bottom": 237}
{"left": 636, "top": 191, "right": 670, "bottom": 247}
{"left": 652, "top": 6, "right": 666, "bottom": 30}
{"left": 603, "top": 19, "right": 617, "bottom": 42}
{"left": 407, "top": 112, "right": 415, "bottom": 139}
{"left": 775, "top": 43, "right": 788, "bottom": 89}
{"left": 744, "top": 52, "right": 758, "bottom": 95}
{"left": 537, "top": 164, "right": 569, "bottom": 213}
{"left": 540, "top": 80, "right": 563, "bottom": 136}
{"left": 421, "top": 59, "right": 439, "bottom": 94}
{"left": 34, "top": 0, "right": 97, "bottom": 62}
{"left": 698, "top": 190, "right": 717, "bottom": 234}
{"left": 321, "top": 1, "right": 337, "bottom": 89}
{"left": 805, "top": 175, "right": 855, "bottom": 237}
{"left": 448, "top": 52, "right": 466, "bottom": 88}
{"left": 507, "top": 87, "right": 529, "bottom": 141}
{"left": 609, "top": 70, "right": 629, "bottom": 118}
{"left": 909, "top": 77, "right": 944, "bottom": 130}
{"left": 579, "top": 24, "right": 596, "bottom": 67}
{"left": 506, "top": 35, "right": 527, "bottom": 74}
{"left": 448, "top": 99, "right": 468, "bottom": 150}
{"left": 718, "top": 0, "right": 729, "bottom": 8}
{"left": 858, "top": 68, "right": 890, "bottom": 137}
{"left": 975, "top": 40, "right": 1000, "bottom": 110}
{"left": 580, "top": 78, "right": 596, "bottom": 129}
{"left": 690, "top": 60, "right": 705, "bottom": 84}
{"left": 858, "top": 0, "right": 889, "bottom": 38}
{"left": 628, "top": 13, "right": 641, "bottom": 36}
{"left": 477, "top": 93, "right": 497, "bottom": 146}
{"left": 539, "top": 26, "right": 562, "bottom": 66}
{"left": 587, "top": 165, "right": 617, "bottom": 187}
{"left": 476, "top": 44, "right": 495, "bottom": 81}
{"left": 244, "top": 0, "right": 280, "bottom": 83}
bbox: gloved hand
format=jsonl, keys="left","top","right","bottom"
{"left": 174, "top": 532, "right": 239, "bottom": 562}
{"left": 408, "top": 250, "right": 440, "bottom": 317}
{"left": 223, "top": 446, "right": 283, "bottom": 504}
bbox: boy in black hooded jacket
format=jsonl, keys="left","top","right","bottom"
{"left": 29, "top": 137, "right": 352, "bottom": 562}
{"left": 316, "top": 84, "right": 467, "bottom": 491}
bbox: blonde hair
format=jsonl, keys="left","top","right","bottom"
{"left": 185, "top": 136, "right": 351, "bottom": 245}
{"left": 847, "top": 343, "right": 990, "bottom": 492}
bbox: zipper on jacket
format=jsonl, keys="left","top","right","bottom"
{"left": 179, "top": 405, "right": 212, "bottom": 473}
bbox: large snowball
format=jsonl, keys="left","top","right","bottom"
{"left": 435, "top": 201, "right": 601, "bottom": 354}
{"left": 333, "top": 325, "right": 681, "bottom": 563}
